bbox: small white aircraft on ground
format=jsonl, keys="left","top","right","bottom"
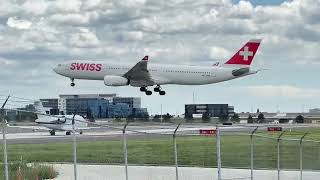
{"left": 33, "top": 101, "right": 89, "bottom": 136}
{"left": 54, "top": 39, "right": 262, "bottom": 95}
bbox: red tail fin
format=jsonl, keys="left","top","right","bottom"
{"left": 142, "top": 55, "right": 148, "bottom": 61}
{"left": 224, "top": 39, "right": 261, "bottom": 65}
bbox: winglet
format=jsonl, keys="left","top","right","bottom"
{"left": 142, "top": 56, "right": 148, "bottom": 61}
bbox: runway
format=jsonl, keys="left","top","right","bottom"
{"left": 1, "top": 123, "right": 319, "bottom": 144}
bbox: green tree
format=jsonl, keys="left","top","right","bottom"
{"left": 202, "top": 112, "right": 210, "bottom": 123}
{"left": 248, "top": 114, "right": 253, "bottom": 123}
{"left": 295, "top": 115, "right": 304, "bottom": 123}
{"left": 257, "top": 113, "right": 265, "bottom": 123}
{"left": 136, "top": 113, "right": 149, "bottom": 122}
{"left": 185, "top": 114, "right": 193, "bottom": 123}
{"left": 219, "top": 115, "right": 228, "bottom": 122}
{"left": 230, "top": 113, "right": 240, "bottom": 122}
{"left": 115, "top": 117, "right": 122, "bottom": 122}
{"left": 126, "top": 114, "right": 135, "bottom": 122}
{"left": 152, "top": 114, "right": 161, "bottom": 122}
{"left": 163, "top": 113, "right": 173, "bottom": 122}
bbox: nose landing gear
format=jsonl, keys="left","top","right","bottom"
{"left": 70, "top": 78, "right": 75, "bottom": 87}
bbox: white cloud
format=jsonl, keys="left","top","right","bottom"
{"left": 83, "top": 0, "right": 101, "bottom": 10}
{"left": 209, "top": 46, "right": 231, "bottom": 60}
{"left": 114, "top": 0, "right": 146, "bottom": 8}
{"left": 22, "top": 0, "right": 48, "bottom": 15}
{"left": 246, "top": 85, "right": 320, "bottom": 99}
{"left": 53, "top": 0, "right": 82, "bottom": 13}
{"left": 69, "top": 28, "right": 100, "bottom": 48}
{"left": 0, "top": 0, "right": 320, "bottom": 113}
{"left": 49, "top": 12, "right": 99, "bottom": 26}
{"left": 7, "top": 17, "right": 32, "bottom": 30}
{"left": 228, "top": 0, "right": 253, "bottom": 19}
{"left": 0, "top": 1, "right": 19, "bottom": 17}
{"left": 117, "top": 31, "right": 144, "bottom": 41}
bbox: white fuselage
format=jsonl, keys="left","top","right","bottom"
{"left": 35, "top": 115, "right": 87, "bottom": 131}
{"left": 54, "top": 62, "right": 257, "bottom": 87}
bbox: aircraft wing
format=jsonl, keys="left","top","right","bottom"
{"left": 11, "top": 125, "right": 50, "bottom": 131}
{"left": 123, "top": 56, "right": 154, "bottom": 87}
{"left": 4, "top": 119, "right": 49, "bottom": 131}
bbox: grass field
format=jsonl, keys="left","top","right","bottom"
{"left": 0, "top": 128, "right": 319, "bottom": 171}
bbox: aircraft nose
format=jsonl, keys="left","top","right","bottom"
{"left": 53, "top": 64, "right": 63, "bottom": 74}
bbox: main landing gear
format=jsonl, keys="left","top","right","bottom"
{"left": 70, "top": 78, "right": 75, "bottom": 87}
{"left": 154, "top": 85, "right": 166, "bottom": 95}
{"left": 140, "top": 85, "right": 166, "bottom": 95}
{"left": 140, "top": 87, "right": 152, "bottom": 95}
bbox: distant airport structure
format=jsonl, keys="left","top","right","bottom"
{"left": 184, "top": 103, "right": 320, "bottom": 124}
{"left": 42, "top": 94, "right": 148, "bottom": 119}
{"left": 6, "top": 94, "right": 148, "bottom": 121}
{"left": 238, "top": 111, "right": 320, "bottom": 123}
{"left": 185, "top": 104, "right": 235, "bottom": 119}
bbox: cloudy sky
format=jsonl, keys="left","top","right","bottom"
{"left": 0, "top": 0, "right": 319, "bottom": 114}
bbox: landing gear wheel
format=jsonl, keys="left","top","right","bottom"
{"left": 49, "top": 130, "right": 55, "bottom": 136}
{"left": 80, "top": 131, "right": 83, "bottom": 135}
{"left": 140, "top": 87, "right": 146, "bottom": 92}
{"left": 145, "top": 91, "right": 152, "bottom": 95}
{"left": 70, "top": 78, "right": 75, "bottom": 87}
{"left": 154, "top": 85, "right": 165, "bottom": 95}
{"left": 66, "top": 131, "right": 71, "bottom": 135}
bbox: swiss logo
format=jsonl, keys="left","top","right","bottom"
{"left": 70, "top": 63, "right": 102, "bottom": 71}
{"left": 239, "top": 46, "right": 253, "bottom": 61}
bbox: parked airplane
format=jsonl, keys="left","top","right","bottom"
{"left": 34, "top": 101, "right": 88, "bottom": 136}
{"left": 54, "top": 39, "right": 262, "bottom": 95}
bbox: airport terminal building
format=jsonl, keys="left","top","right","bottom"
{"left": 40, "top": 94, "right": 148, "bottom": 119}
{"left": 185, "top": 104, "right": 234, "bottom": 118}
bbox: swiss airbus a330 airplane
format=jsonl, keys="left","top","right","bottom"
{"left": 54, "top": 39, "right": 262, "bottom": 95}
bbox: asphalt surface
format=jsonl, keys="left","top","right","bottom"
{"left": 52, "top": 164, "right": 320, "bottom": 180}
{"left": 0, "top": 123, "right": 319, "bottom": 144}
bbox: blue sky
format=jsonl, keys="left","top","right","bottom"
{"left": 0, "top": 0, "right": 319, "bottom": 115}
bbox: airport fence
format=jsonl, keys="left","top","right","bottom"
{"left": 0, "top": 97, "right": 320, "bottom": 179}
{"left": 1, "top": 123, "right": 320, "bottom": 180}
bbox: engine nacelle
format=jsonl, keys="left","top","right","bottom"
{"left": 104, "top": 75, "right": 129, "bottom": 86}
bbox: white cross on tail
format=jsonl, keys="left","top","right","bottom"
{"left": 239, "top": 46, "right": 253, "bottom": 61}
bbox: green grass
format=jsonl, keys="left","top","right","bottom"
{"left": 0, "top": 128, "right": 319, "bottom": 172}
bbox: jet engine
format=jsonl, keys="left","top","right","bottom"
{"left": 104, "top": 75, "right": 129, "bottom": 86}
